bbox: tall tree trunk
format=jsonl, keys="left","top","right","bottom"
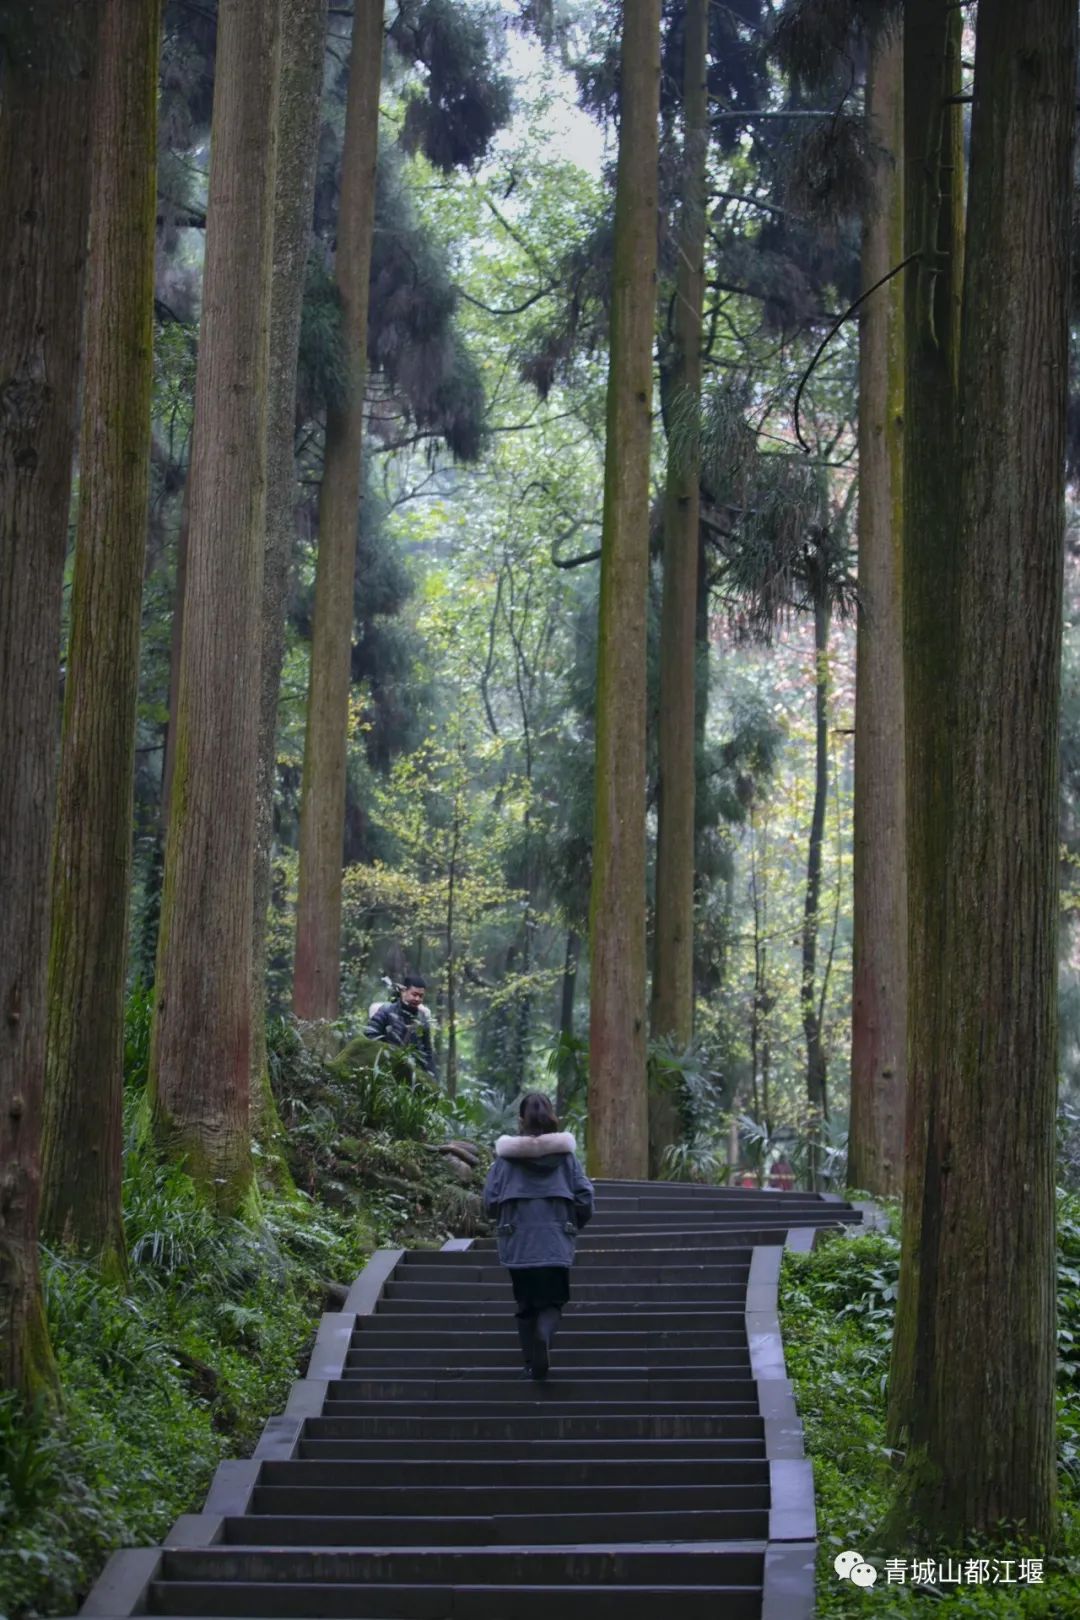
{"left": 293, "top": 1, "right": 383, "bottom": 1020}
{"left": 887, "top": 0, "right": 965, "bottom": 1446}
{"left": 0, "top": 4, "right": 97, "bottom": 1394}
{"left": 649, "top": 0, "right": 708, "bottom": 1179}
{"left": 251, "top": 0, "right": 328, "bottom": 1152}
{"left": 161, "top": 471, "right": 191, "bottom": 836}
{"left": 148, "top": 0, "right": 278, "bottom": 1213}
{"left": 587, "top": 0, "right": 661, "bottom": 1180}
{"left": 847, "top": 15, "right": 906, "bottom": 1197}
{"left": 41, "top": 0, "right": 161, "bottom": 1269}
{"left": 445, "top": 805, "right": 460, "bottom": 1100}
{"left": 889, "top": 0, "right": 1076, "bottom": 1542}
{"left": 801, "top": 594, "right": 831, "bottom": 1189}
{"left": 557, "top": 927, "right": 579, "bottom": 1120}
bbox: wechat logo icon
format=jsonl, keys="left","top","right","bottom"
{"left": 835, "top": 1550, "right": 878, "bottom": 1589}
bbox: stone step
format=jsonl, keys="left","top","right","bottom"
{"left": 147, "top": 1580, "right": 764, "bottom": 1619}
{"left": 397, "top": 1261, "right": 754, "bottom": 1283}
{"left": 298, "top": 1412, "right": 761, "bottom": 1439}
{"left": 261, "top": 1459, "right": 770, "bottom": 1488}
{"left": 296, "top": 1433, "right": 765, "bottom": 1460}
{"left": 157, "top": 1545, "right": 767, "bottom": 1586}
{"left": 329, "top": 1378, "right": 757, "bottom": 1403}
{"left": 381, "top": 1282, "right": 749, "bottom": 1303}
{"left": 398, "top": 1246, "right": 759, "bottom": 1268}
{"left": 297, "top": 1412, "right": 767, "bottom": 1438}
{"left": 350, "top": 1326, "right": 749, "bottom": 1349}
{"left": 369, "top": 1307, "right": 747, "bottom": 1327}
{"left": 231, "top": 1507, "right": 771, "bottom": 1544}
{"left": 299, "top": 1419, "right": 766, "bottom": 1447}
{"left": 343, "top": 1349, "right": 752, "bottom": 1371}
{"left": 250, "top": 1490, "right": 769, "bottom": 1523}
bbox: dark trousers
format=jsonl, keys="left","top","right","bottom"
{"left": 509, "top": 1265, "right": 570, "bottom": 1318}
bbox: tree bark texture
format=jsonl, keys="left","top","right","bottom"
{"left": 801, "top": 596, "right": 831, "bottom": 1187}
{"left": 293, "top": 0, "right": 383, "bottom": 1021}
{"left": 587, "top": 0, "right": 661, "bottom": 1180}
{"left": 42, "top": 0, "right": 162, "bottom": 1268}
{"left": 161, "top": 470, "right": 191, "bottom": 843}
{"left": 0, "top": 4, "right": 97, "bottom": 1392}
{"left": 557, "top": 927, "right": 579, "bottom": 1121}
{"left": 891, "top": 0, "right": 1076, "bottom": 1542}
{"left": 887, "top": 0, "right": 964, "bottom": 1443}
{"left": 148, "top": 0, "right": 278, "bottom": 1212}
{"left": 251, "top": 0, "right": 328, "bottom": 1138}
{"left": 847, "top": 15, "right": 907, "bottom": 1198}
{"left": 649, "top": 0, "right": 708, "bottom": 1178}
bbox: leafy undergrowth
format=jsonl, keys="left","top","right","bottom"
{"left": 781, "top": 1202, "right": 1080, "bottom": 1618}
{"left": 267, "top": 1014, "right": 490, "bottom": 1242}
{"left": 0, "top": 1011, "right": 491, "bottom": 1620}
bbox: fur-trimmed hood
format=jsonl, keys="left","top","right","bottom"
{"left": 495, "top": 1131, "right": 576, "bottom": 1159}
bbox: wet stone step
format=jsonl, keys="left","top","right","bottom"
{"left": 299, "top": 1417, "right": 766, "bottom": 1446}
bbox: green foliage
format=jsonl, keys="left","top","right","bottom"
{"left": 389, "top": 0, "right": 513, "bottom": 175}
{"left": 0, "top": 1135, "right": 371, "bottom": 1619}
{"left": 122, "top": 980, "right": 154, "bottom": 1091}
{"left": 782, "top": 1219, "right": 1080, "bottom": 1616}
{"left": 296, "top": 256, "right": 349, "bottom": 417}
{"left": 269, "top": 1014, "right": 449, "bottom": 1143}
{"left": 266, "top": 1014, "right": 485, "bottom": 1244}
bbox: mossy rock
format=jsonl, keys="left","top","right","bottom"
{"left": 331, "top": 1035, "right": 418, "bottom": 1084}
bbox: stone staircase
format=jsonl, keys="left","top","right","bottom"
{"left": 80, "top": 1180, "right": 864, "bottom": 1619}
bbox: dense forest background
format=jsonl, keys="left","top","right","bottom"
{"left": 118, "top": 0, "right": 1080, "bottom": 1171}
{"left": 135, "top": 3, "right": 896, "bottom": 1167}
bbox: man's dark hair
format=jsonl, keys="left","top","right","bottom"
{"left": 402, "top": 974, "right": 426, "bottom": 990}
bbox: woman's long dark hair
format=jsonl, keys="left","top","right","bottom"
{"left": 518, "top": 1091, "right": 559, "bottom": 1136}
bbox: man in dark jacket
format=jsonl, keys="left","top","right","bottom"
{"left": 364, "top": 975, "right": 437, "bottom": 1081}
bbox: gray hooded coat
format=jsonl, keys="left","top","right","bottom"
{"left": 482, "top": 1132, "right": 595, "bottom": 1269}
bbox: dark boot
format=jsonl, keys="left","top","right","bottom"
{"left": 515, "top": 1313, "right": 536, "bottom": 1377}
{"left": 531, "top": 1306, "right": 561, "bottom": 1381}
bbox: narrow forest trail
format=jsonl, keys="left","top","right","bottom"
{"left": 79, "top": 1183, "right": 864, "bottom": 1619}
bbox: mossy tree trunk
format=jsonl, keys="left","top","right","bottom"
{"left": 649, "top": 0, "right": 708, "bottom": 1179}
{"left": 887, "top": 0, "right": 964, "bottom": 1443}
{"left": 587, "top": 0, "right": 661, "bottom": 1180}
{"left": 251, "top": 0, "right": 328, "bottom": 1161}
{"left": 41, "top": 0, "right": 162, "bottom": 1269}
{"left": 161, "top": 472, "right": 190, "bottom": 841}
{"left": 148, "top": 0, "right": 279, "bottom": 1213}
{"left": 293, "top": 2, "right": 383, "bottom": 1021}
{"left": 801, "top": 593, "right": 831, "bottom": 1188}
{"left": 888, "top": 0, "right": 1076, "bottom": 1542}
{"left": 0, "top": 2, "right": 97, "bottom": 1392}
{"left": 847, "top": 15, "right": 906, "bottom": 1198}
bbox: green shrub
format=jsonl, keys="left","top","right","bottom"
{"left": 782, "top": 1218, "right": 1080, "bottom": 1617}
{"left": 0, "top": 1134, "right": 372, "bottom": 1620}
